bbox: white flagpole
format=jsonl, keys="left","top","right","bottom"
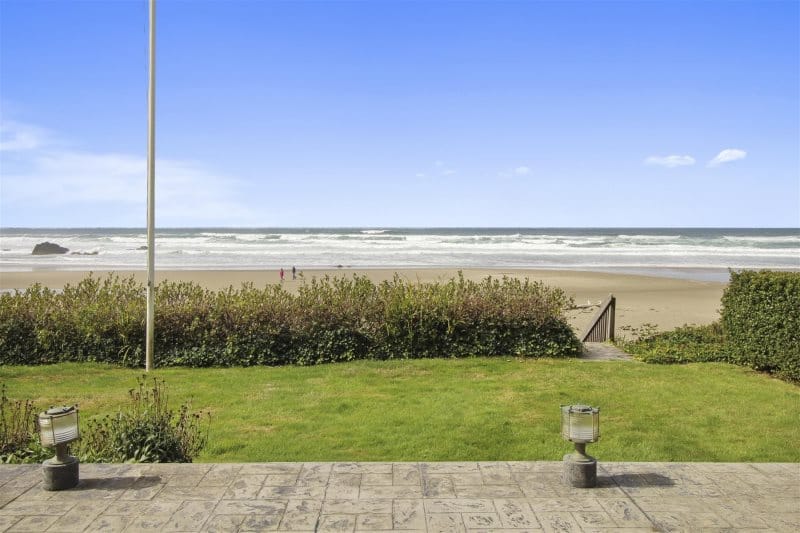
{"left": 145, "top": 0, "right": 156, "bottom": 372}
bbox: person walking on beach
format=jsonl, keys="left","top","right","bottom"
{"left": 279, "top": 268, "right": 285, "bottom": 282}
{"left": 292, "top": 265, "right": 296, "bottom": 280}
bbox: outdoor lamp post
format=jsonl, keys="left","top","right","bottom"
{"left": 561, "top": 404, "right": 600, "bottom": 488}
{"left": 38, "top": 406, "right": 80, "bottom": 490}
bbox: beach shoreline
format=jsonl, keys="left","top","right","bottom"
{"left": 0, "top": 267, "right": 726, "bottom": 334}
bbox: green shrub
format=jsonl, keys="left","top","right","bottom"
{"left": 0, "top": 385, "right": 50, "bottom": 464}
{"left": 78, "top": 376, "right": 209, "bottom": 463}
{"left": 721, "top": 270, "right": 800, "bottom": 382}
{"left": 0, "top": 274, "right": 145, "bottom": 366}
{"left": 0, "top": 378, "right": 208, "bottom": 464}
{"left": 618, "top": 270, "right": 800, "bottom": 383}
{"left": 618, "top": 323, "right": 730, "bottom": 364}
{"left": 0, "top": 272, "right": 581, "bottom": 367}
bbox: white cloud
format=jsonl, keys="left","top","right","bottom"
{"left": 0, "top": 120, "right": 49, "bottom": 151}
{"left": 426, "top": 160, "right": 456, "bottom": 176}
{"left": 644, "top": 154, "right": 696, "bottom": 168}
{"left": 0, "top": 119, "right": 257, "bottom": 226}
{"left": 707, "top": 148, "right": 747, "bottom": 167}
{"left": 497, "top": 165, "right": 532, "bottom": 179}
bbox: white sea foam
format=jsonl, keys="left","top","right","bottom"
{"left": 1, "top": 228, "right": 798, "bottom": 276}
{"left": 722, "top": 235, "right": 800, "bottom": 243}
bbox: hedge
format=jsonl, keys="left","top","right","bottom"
{"left": 0, "top": 272, "right": 582, "bottom": 367}
{"left": 618, "top": 322, "right": 729, "bottom": 365}
{"left": 720, "top": 270, "right": 800, "bottom": 382}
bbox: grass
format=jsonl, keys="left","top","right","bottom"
{"left": 2, "top": 358, "right": 798, "bottom": 463}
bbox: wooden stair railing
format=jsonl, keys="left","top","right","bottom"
{"left": 580, "top": 294, "right": 616, "bottom": 342}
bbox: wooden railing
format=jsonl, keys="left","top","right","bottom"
{"left": 580, "top": 294, "right": 616, "bottom": 342}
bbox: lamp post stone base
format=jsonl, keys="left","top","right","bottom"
{"left": 42, "top": 455, "right": 79, "bottom": 491}
{"left": 562, "top": 453, "right": 597, "bottom": 488}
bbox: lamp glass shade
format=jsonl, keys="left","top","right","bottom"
{"left": 561, "top": 404, "right": 599, "bottom": 443}
{"left": 38, "top": 406, "right": 79, "bottom": 447}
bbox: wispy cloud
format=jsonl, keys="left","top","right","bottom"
{"left": 644, "top": 154, "right": 696, "bottom": 168}
{"left": 0, "top": 119, "right": 257, "bottom": 226}
{"left": 707, "top": 148, "right": 747, "bottom": 167}
{"left": 497, "top": 164, "right": 532, "bottom": 179}
{"left": 0, "top": 120, "right": 49, "bottom": 151}
{"left": 419, "top": 160, "right": 456, "bottom": 177}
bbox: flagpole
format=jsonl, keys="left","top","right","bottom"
{"left": 145, "top": 0, "right": 156, "bottom": 372}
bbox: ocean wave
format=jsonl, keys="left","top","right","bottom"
{"left": 721, "top": 236, "right": 800, "bottom": 249}
{"left": 296, "top": 234, "right": 407, "bottom": 242}
{"left": 200, "top": 232, "right": 238, "bottom": 238}
{"left": 617, "top": 234, "right": 681, "bottom": 240}
{"left": 722, "top": 234, "right": 800, "bottom": 242}
{"left": 199, "top": 232, "right": 277, "bottom": 242}
{"left": 2, "top": 228, "right": 799, "bottom": 273}
{"left": 566, "top": 241, "right": 615, "bottom": 248}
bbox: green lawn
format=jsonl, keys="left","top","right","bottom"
{"left": 2, "top": 358, "right": 797, "bottom": 463}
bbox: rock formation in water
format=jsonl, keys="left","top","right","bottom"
{"left": 32, "top": 242, "right": 69, "bottom": 255}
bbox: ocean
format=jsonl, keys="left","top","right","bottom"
{"left": 1, "top": 228, "right": 798, "bottom": 282}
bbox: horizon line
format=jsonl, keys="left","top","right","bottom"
{"left": 2, "top": 226, "right": 799, "bottom": 231}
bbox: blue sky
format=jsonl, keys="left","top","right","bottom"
{"left": 1, "top": 0, "right": 798, "bottom": 228}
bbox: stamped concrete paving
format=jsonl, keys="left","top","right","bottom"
{"left": 0, "top": 462, "right": 798, "bottom": 532}
{"left": 581, "top": 343, "right": 634, "bottom": 361}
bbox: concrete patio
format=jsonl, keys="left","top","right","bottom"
{"left": 0, "top": 461, "right": 798, "bottom": 532}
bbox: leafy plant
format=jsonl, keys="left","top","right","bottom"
{"left": 78, "top": 376, "right": 209, "bottom": 463}
{"left": 617, "top": 322, "right": 729, "bottom": 365}
{"left": 0, "top": 272, "right": 581, "bottom": 367}
{"left": 721, "top": 270, "right": 800, "bottom": 381}
{"left": 0, "top": 384, "right": 49, "bottom": 464}
{"left": 616, "top": 270, "right": 800, "bottom": 383}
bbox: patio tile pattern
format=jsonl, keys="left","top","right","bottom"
{"left": 0, "top": 462, "right": 797, "bottom": 531}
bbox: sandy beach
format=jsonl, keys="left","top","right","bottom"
{"left": 0, "top": 268, "right": 725, "bottom": 335}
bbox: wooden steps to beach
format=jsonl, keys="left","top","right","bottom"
{"left": 578, "top": 293, "right": 633, "bottom": 361}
